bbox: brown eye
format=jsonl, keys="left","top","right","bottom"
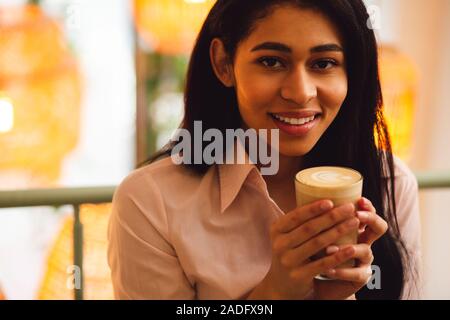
{"left": 312, "top": 59, "right": 338, "bottom": 70}
{"left": 258, "top": 57, "right": 284, "bottom": 69}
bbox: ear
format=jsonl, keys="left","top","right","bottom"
{"left": 210, "top": 38, "right": 235, "bottom": 88}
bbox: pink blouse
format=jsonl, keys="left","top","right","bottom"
{"left": 107, "top": 144, "right": 422, "bottom": 300}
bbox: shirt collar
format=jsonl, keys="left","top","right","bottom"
{"left": 217, "top": 138, "right": 262, "bottom": 213}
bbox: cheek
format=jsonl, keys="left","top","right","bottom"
{"left": 235, "top": 73, "right": 280, "bottom": 124}
{"left": 318, "top": 77, "right": 348, "bottom": 113}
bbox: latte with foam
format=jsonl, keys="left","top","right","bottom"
{"left": 295, "top": 167, "right": 363, "bottom": 280}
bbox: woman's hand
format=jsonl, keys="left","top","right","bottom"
{"left": 355, "top": 197, "right": 389, "bottom": 246}
{"left": 256, "top": 200, "right": 361, "bottom": 300}
{"left": 313, "top": 197, "right": 389, "bottom": 300}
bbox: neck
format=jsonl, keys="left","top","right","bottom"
{"left": 237, "top": 126, "right": 302, "bottom": 186}
{"left": 259, "top": 154, "right": 302, "bottom": 213}
{"left": 261, "top": 154, "right": 303, "bottom": 186}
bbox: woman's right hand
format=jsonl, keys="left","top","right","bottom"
{"left": 261, "top": 200, "right": 360, "bottom": 300}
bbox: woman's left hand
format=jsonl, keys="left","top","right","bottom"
{"left": 354, "top": 197, "right": 389, "bottom": 246}
{"left": 313, "top": 197, "right": 389, "bottom": 300}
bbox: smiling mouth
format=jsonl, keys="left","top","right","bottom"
{"left": 268, "top": 113, "right": 322, "bottom": 126}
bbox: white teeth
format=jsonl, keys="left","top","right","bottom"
{"left": 273, "top": 114, "right": 316, "bottom": 125}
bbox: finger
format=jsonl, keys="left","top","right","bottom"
{"left": 295, "top": 246, "right": 357, "bottom": 280}
{"left": 325, "top": 245, "right": 340, "bottom": 255}
{"left": 356, "top": 211, "right": 388, "bottom": 245}
{"left": 277, "top": 203, "right": 356, "bottom": 250}
{"left": 358, "top": 223, "right": 367, "bottom": 234}
{"left": 337, "top": 243, "right": 374, "bottom": 265}
{"left": 283, "top": 217, "right": 360, "bottom": 266}
{"left": 358, "top": 197, "right": 376, "bottom": 213}
{"left": 274, "top": 199, "right": 334, "bottom": 234}
{"left": 358, "top": 226, "right": 367, "bottom": 235}
{"left": 324, "top": 265, "right": 373, "bottom": 283}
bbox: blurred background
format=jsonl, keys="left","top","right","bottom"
{"left": 0, "top": 0, "right": 448, "bottom": 299}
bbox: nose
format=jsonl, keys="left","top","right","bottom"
{"left": 280, "top": 66, "right": 317, "bottom": 106}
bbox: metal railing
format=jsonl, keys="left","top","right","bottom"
{"left": 0, "top": 172, "right": 449, "bottom": 300}
{"left": 0, "top": 186, "right": 115, "bottom": 301}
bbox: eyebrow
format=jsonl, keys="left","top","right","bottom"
{"left": 250, "top": 42, "right": 344, "bottom": 54}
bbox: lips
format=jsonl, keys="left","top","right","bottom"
{"left": 269, "top": 111, "right": 322, "bottom": 119}
{"left": 269, "top": 112, "right": 321, "bottom": 137}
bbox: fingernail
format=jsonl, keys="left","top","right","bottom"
{"left": 326, "top": 246, "right": 339, "bottom": 255}
{"left": 344, "top": 247, "right": 355, "bottom": 255}
{"left": 363, "top": 198, "right": 371, "bottom": 206}
{"left": 326, "top": 269, "right": 336, "bottom": 275}
{"left": 357, "top": 211, "right": 369, "bottom": 219}
{"left": 366, "top": 266, "right": 373, "bottom": 275}
{"left": 321, "top": 200, "right": 333, "bottom": 211}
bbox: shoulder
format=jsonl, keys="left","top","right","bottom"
{"left": 111, "top": 157, "right": 204, "bottom": 234}
{"left": 111, "top": 157, "right": 216, "bottom": 234}
{"left": 114, "top": 156, "right": 200, "bottom": 200}
{"left": 388, "top": 156, "right": 423, "bottom": 299}
{"left": 391, "top": 155, "right": 419, "bottom": 197}
{"left": 384, "top": 155, "right": 421, "bottom": 255}
{"left": 393, "top": 155, "right": 417, "bottom": 180}
{"left": 381, "top": 154, "right": 419, "bottom": 211}
{"left": 381, "top": 154, "right": 418, "bottom": 192}
{"left": 380, "top": 154, "right": 420, "bottom": 242}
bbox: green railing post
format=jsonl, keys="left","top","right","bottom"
{"left": 73, "top": 204, "right": 84, "bottom": 300}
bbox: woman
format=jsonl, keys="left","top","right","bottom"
{"left": 108, "top": 0, "right": 421, "bottom": 300}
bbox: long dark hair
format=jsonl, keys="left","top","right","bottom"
{"left": 141, "top": 0, "right": 414, "bottom": 299}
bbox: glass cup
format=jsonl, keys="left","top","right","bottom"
{"left": 295, "top": 166, "right": 363, "bottom": 280}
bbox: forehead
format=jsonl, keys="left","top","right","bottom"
{"left": 239, "top": 5, "right": 343, "bottom": 54}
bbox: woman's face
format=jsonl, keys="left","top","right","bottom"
{"left": 218, "top": 5, "right": 348, "bottom": 157}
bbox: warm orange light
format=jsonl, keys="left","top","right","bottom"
{"left": 0, "top": 285, "right": 6, "bottom": 300}
{"left": 378, "top": 45, "right": 417, "bottom": 162}
{"left": 133, "top": 0, "right": 215, "bottom": 55}
{"left": 0, "top": 5, "right": 82, "bottom": 184}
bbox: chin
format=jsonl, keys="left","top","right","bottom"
{"left": 278, "top": 143, "right": 315, "bottom": 157}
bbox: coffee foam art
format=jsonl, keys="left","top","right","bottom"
{"left": 311, "top": 170, "right": 354, "bottom": 184}
{"left": 295, "top": 167, "right": 363, "bottom": 198}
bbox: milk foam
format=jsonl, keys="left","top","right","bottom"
{"left": 310, "top": 170, "right": 355, "bottom": 184}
